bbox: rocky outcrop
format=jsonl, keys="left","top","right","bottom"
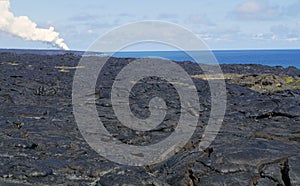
{"left": 0, "top": 52, "right": 299, "bottom": 185}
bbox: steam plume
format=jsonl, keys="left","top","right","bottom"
{"left": 0, "top": 0, "right": 69, "bottom": 50}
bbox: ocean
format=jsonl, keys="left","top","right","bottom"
{"left": 110, "top": 50, "right": 300, "bottom": 69}
{"left": 1, "top": 49, "right": 299, "bottom": 69}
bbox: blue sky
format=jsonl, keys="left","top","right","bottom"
{"left": 1, "top": 0, "right": 300, "bottom": 50}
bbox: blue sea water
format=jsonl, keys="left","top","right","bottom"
{"left": 1, "top": 49, "right": 299, "bottom": 69}
{"left": 110, "top": 50, "right": 300, "bottom": 69}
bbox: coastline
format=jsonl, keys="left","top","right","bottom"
{"left": 1, "top": 49, "right": 300, "bottom": 69}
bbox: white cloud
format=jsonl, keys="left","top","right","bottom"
{"left": 282, "top": 0, "right": 300, "bottom": 16}
{"left": 185, "top": 14, "right": 215, "bottom": 26}
{"left": 270, "top": 24, "right": 289, "bottom": 35}
{"left": 238, "top": 1, "right": 261, "bottom": 13}
{"left": 251, "top": 21, "right": 300, "bottom": 43}
{"left": 194, "top": 25, "right": 241, "bottom": 42}
{"left": 69, "top": 14, "right": 99, "bottom": 22}
{"left": 269, "top": 22, "right": 300, "bottom": 42}
{"left": 252, "top": 33, "right": 276, "bottom": 40}
{"left": 229, "top": 0, "right": 280, "bottom": 21}
{"left": 157, "top": 13, "right": 178, "bottom": 20}
{"left": 286, "top": 37, "right": 300, "bottom": 42}
{"left": 297, "top": 21, "right": 300, "bottom": 28}
{"left": 196, "top": 34, "right": 213, "bottom": 41}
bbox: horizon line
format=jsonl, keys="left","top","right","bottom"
{"left": 1, "top": 47, "right": 300, "bottom": 53}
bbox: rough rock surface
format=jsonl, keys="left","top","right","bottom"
{"left": 0, "top": 52, "right": 299, "bottom": 185}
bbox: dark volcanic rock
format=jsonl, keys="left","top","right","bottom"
{"left": 0, "top": 52, "right": 299, "bottom": 185}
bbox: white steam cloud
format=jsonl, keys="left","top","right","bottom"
{"left": 0, "top": 0, "right": 69, "bottom": 50}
